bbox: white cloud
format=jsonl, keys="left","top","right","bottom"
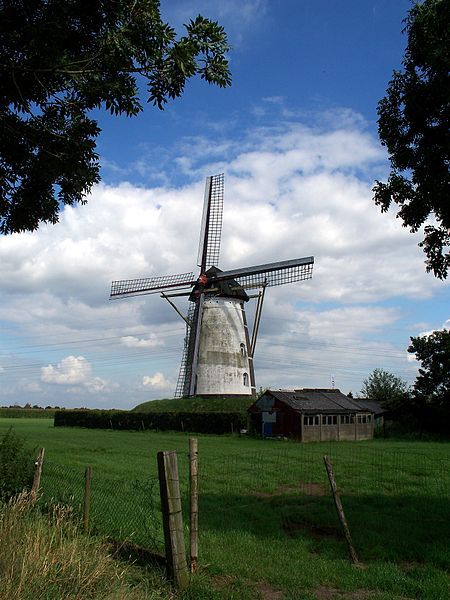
{"left": 121, "top": 335, "right": 161, "bottom": 348}
{"left": 41, "top": 356, "right": 110, "bottom": 394}
{"left": 142, "top": 372, "right": 172, "bottom": 390}
{"left": 163, "top": 0, "right": 268, "bottom": 44}
{"left": 42, "top": 356, "right": 91, "bottom": 385}
{"left": 85, "top": 377, "right": 109, "bottom": 393}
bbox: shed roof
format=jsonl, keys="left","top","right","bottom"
{"left": 354, "top": 399, "right": 386, "bottom": 415}
{"left": 256, "top": 388, "right": 374, "bottom": 414}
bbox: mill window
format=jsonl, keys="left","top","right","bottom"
{"left": 243, "top": 372, "right": 249, "bottom": 386}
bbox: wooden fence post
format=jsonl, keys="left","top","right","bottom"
{"left": 189, "top": 438, "right": 199, "bottom": 573}
{"left": 83, "top": 466, "right": 93, "bottom": 534}
{"left": 323, "top": 455, "right": 361, "bottom": 567}
{"left": 31, "top": 447, "right": 45, "bottom": 499}
{"left": 157, "top": 451, "right": 189, "bottom": 589}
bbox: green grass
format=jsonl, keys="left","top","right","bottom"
{"left": 1, "top": 418, "right": 449, "bottom": 600}
{"left": 133, "top": 395, "right": 253, "bottom": 413}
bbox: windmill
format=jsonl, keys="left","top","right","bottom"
{"left": 110, "top": 174, "right": 314, "bottom": 398}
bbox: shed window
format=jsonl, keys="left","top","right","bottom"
{"left": 322, "top": 415, "right": 337, "bottom": 426}
{"left": 357, "top": 414, "right": 370, "bottom": 424}
{"left": 304, "top": 415, "right": 319, "bottom": 426}
{"left": 243, "top": 372, "right": 249, "bottom": 386}
{"left": 340, "top": 415, "right": 351, "bottom": 424}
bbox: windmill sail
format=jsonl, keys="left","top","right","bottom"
{"left": 197, "top": 173, "right": 224, "bottom": 271}
{"left": 212, "top": 256, "right": 314, "bottom": 290}
{"left": 110, "top": 272, "right": 195, "bottom": 298}
{"left": 174, "top": 301, "right": 197, "bottom": 398}
{"left": 111, "top": 173, "right": 314, "bottom": 399}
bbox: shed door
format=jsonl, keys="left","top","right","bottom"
{"left": 263, "top": 422, "right": 273, "bottom": 437}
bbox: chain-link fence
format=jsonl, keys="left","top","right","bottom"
{"left": 197, "top": 443, "right": 450, "bottom": 562}
{"left": 39, "top": 460, "right": 165, "bottom": 553}
{"left": 37, "top": 443, "right": 450, "bottom": 561}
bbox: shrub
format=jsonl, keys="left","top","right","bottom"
{"left": 0, "top": 428, "right": 34, "bottom": 501}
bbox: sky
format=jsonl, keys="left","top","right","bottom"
{"left": 1, "top": 0, "right": 448, "bottom": 409}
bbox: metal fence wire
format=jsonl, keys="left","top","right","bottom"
{"left": 39, "top": 460, "right": 164, "bottom": 552}
{"left": 38, "top": 445, "right": 450, "bottom": 555}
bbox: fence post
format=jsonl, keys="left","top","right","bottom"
{"left": 31, "top": 447, "right": 45, "bottom": 499}
{"left": 323, "top": 455, "right": 361, "bottom": 567}
{"left": 83, "top": 466, "right": 93, "bottom": 534}
{"left": 157, "top": 451, "right": 189, "bottom": 589}
{"left": 189, "top": 438, "right": 199, "bottom": 573}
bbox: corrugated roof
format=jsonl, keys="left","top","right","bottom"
{"left": 264, "top": 389, "right": 374, "bottom": 413}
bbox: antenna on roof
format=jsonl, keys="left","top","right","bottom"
{"left": 331, "top": 375, "right": 335, "bottom": 390}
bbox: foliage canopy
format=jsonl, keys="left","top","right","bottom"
{"left": 373, "top": 0, "right": 450, "bottom": 279}
{"left": 408, "top": 328, "right": 450, "bottom": 404}
{"left": 360, "top": 368, "right": 409, "bottom": 412}
{"left": 0, "top": 0, "right": 230, "bottom": 233}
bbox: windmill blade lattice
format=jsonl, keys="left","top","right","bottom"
{"left": 197, "top": 173, "right": 224, "bottom": 271}
{"left": 214, "top": 256, "right": 314, "bottom": 290}
{"left": 110, "top": 272, "right": 195, "bottom": 298}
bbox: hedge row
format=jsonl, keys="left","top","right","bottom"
{"left": 54, "top": 409, "right": 248, "bottom": 435}
{"left": 0, "top": 408, "right": 57, "bottom": 419}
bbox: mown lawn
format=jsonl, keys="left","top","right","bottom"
{"left": 1, "top": 418, "right": 449, "bottom": 600}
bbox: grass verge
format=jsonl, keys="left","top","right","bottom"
{"left": 0, "top": 492, "right": 173, "bottom": 600}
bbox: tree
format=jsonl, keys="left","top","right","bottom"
{"left": 361, "top": 368, "right": 409, "bottom": 411}
{"left": 0, "top": 1, "right": 230, "bottom": 234}
{"left": 408, "top": 328, "right": 450, "bottom": 404}
{"left": 373, "top": 0, "right": 450, "bottom": 279}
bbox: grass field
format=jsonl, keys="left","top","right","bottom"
{"left": 1, "top": 418, "right": 449, "bottom": 600}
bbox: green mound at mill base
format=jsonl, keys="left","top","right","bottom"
{"left": 133, "top": 395, "right": 255, "bottom": 414}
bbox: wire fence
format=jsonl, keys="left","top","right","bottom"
{"left": 38, "top": 443, "right": 450, "bottom": 557}
{"left": 39, "top": 460, "right": 165, "bottom": 553}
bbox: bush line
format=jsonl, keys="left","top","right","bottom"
{"left": 54, "top": 409, "right": 247, "bottom": 434}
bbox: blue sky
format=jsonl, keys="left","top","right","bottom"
{"left": 0, "top": 0, "right": 448, "bottom": 408}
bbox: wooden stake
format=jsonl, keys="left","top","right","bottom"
{"left": 189, "top": 438, "right": 199, "bottom": 573}
{"left": 323, "top": 455, "right": 361, "bottom": 566}
{"left": 31, "top": 447, "right": 45, "bottom": 499}
{"left": 157, "top": 451, "right": 189, "bottom": 589}
{"left": 83, "top": 466, "right": 93, "bottom": 534}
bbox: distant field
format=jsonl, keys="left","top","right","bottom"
{"left": 0, "top": 408, "right": 57, "bottom": 418}
{"left": 2, "top": 418, "right": 449, "bottom": 600}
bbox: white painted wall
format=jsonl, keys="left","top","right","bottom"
{"left": 196, "top": 296, "right": 252, "bottom": 395}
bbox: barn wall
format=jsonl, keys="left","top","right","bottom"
{"left": 301, "top": 415, "right": 374, "bottom": 442}
{"left": 301, "top": 425, "right": 321, "bottom": 442}
{"left": 356, "top": 422, "right": 373, "bottom": 440}
{"left": 273, "top": 408, "right": 301, "bottom": 438}
{"left": 339, "top": 424, "right": 357, "bottom": 441}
